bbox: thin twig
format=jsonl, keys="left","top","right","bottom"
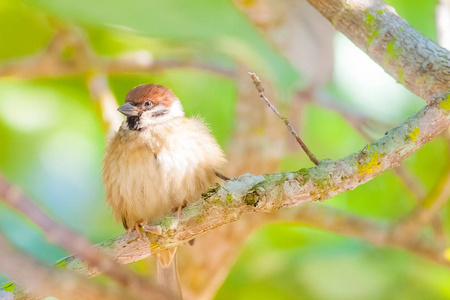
{"left": 248, "top": 72, "right": 320, "bottom": 165}
{"left": 0, "top": 174, "right": 168, "bottom": 300}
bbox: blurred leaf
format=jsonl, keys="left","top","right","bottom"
{"left": 0, "top": 0, "right": 53, "bottom": 59}
{"left": 22, "top": 0, "right": 301, "bottom": 93}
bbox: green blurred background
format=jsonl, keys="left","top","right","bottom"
{"left": 1, "top": 0, "right": 450, "bottom": 299}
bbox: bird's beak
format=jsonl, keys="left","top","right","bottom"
{"left": 117, "top": 102, "right": 140, "bottom": 117}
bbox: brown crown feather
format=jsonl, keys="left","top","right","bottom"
{"left": 125, "top": 84, "right": 177, "bottom": 107}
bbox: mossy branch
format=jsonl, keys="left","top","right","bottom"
{"left": 50, "top": 92, "right": 450, "bottom": 279}
{"left": 306, "top": 0, "right": 450, "bottom": 102}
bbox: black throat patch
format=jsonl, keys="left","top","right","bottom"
{"left": 127, "top": 116, "right": 142, "bottom": 131}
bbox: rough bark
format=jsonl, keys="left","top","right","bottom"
{"left": 306, "top": 0, "right": 450, "bottom": 102}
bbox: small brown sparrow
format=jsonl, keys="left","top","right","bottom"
{"left": 102, "top": 84, "right": 226, "bottom": 299}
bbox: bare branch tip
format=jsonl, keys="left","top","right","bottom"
{"left": 248, "top": 72, "right": 264, "bottom": 93}
{"left": 246, "top": 73, "right": 319, "bottom": 166}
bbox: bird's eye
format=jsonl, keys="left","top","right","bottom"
{"left": 144, "top": 101, "right": 152, "bottom": 107}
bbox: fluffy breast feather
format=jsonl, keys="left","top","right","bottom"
{"left": 102, "top": 117, "right": 226, "bottom": 229}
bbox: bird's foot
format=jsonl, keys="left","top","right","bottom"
{"left": 127, "top": 220, "right": 156, "bottom": 241}
{"left": 133, "top": 222, "right": 147, "bottom": 240}
{"left": 177, "top": 206, "right": 182, "bottom": 222}
{"left": 142, "top": 224, "right": 163, "bottom": 235}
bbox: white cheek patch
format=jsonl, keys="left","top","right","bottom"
{"left": 169, "top": 100, "right": 185, "bottom": 118}
{"left": 139, "top": 100, "right": 185, "bottom": 127}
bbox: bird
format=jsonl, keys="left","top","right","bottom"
{"left": 102, "top": 84, "right": 226, "bottom": 299}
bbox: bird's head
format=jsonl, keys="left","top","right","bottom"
{"left": 118, "top": 84, "right": 185, "bottom": 130}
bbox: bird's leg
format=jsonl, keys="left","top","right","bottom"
{"left": 177, "top": 205, "right": 182, "bottom": 221}
{"left": 135, "top": 222, "right": 144, "bottom": 240}
{"left": 173, "top": 201, "right": 187, "bottom": 226}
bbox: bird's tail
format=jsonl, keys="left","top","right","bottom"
{"left": 157, "top": 248, "right": 182, "bottom": 300}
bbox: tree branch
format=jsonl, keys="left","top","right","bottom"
{"left": 306, "top": 0, "right": 450, "bottom": 102}
{"left": 305, "top": 0, "right": 450, "bottom": 248}
{"left": 44, "top": 93, "right": 450, "bottom": 280}
{"left": 299, "top": 82, "right": 444, "bottom": 247}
